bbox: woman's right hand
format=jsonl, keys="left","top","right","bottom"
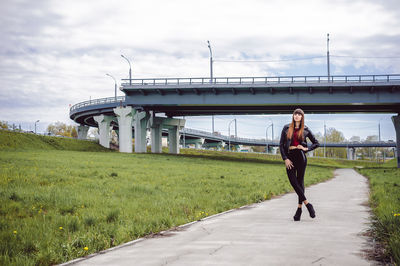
{"left": 285, "top": 159, "right": 294, "bottom": 169}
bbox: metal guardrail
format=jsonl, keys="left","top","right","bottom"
{"left": 181, "top": 128, "right": 395, "bottom": 147}
{"left": 121, "top": 74, "right": 400, "bottom": 87}
{"left": 182, "top": 128, "right": 262, "bottom": 143}
{"left": 70, "top": 96, "right": 125, "bottom": 113}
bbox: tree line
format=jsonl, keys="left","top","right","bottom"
{"left": 252, "top": 127, "right": 395, "bottom": 160}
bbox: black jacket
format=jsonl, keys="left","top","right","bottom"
{"left": 279, "top": 123, "right": 320, "bottom": 160}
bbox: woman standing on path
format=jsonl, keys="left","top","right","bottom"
{"left": 279, "top": 108, "right": 320, "bottom": 221}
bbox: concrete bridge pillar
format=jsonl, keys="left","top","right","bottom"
{"left": 164, "top": 118, "right": 186, "bottom": 154}
{"left": 168, "top": 127, "right": 179, "bottom": 154}
{"left": 77, "top": 125, "right": 89, "bottom": 140}
{"left": 134, "top": 110, "right": 150, "bottom": 153}
{"left": 182, "top": 138, "right": 205, "bottom": 149}
{"left": 346, "top": 147, "right": 356, "bottom": 160}
{"left": 218, "top": 141, "right": 225, "bottom": 151}
{"left": 93, "top": 115, "right": 113, "bottom": 148}
{"left": 149, "top": 115, "right": 164, "bottom": 153}
{"left": 195, "top": 142, "right": 202, "bottom": 149}
{"left": 392, "top": 115, "right": 400, "bottom": 168}
{"left": 114, "top": 106, "right": 134, "bottom": 153}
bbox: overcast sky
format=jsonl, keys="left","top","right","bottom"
{"left": 0, "top": 0, "right": 399, "bottom": 140}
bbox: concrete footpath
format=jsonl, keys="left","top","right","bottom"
{"left": 64, "top": 168, "right": 373, "bottom": 266}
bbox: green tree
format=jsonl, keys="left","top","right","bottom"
{"left": 0, "top": 121, "right": 9, "bottom": 130}
{"left": 47, "top": 122, "right": 78, "bottom": 138}
{"left": 359, "top": 135, "right": 385, "bottom": 161}
{"left": 313, "top": 128, "right": 346, "bottom": 158}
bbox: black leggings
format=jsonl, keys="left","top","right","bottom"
{"left": 286, "top": 149, "right": 307, "bottom": 204}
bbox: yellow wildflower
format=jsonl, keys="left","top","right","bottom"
{"left": 59, "top": 227, "right": 63, "bottom": 230}
{"left": 84, "top": 247, "right": 89, "bottom": 251}
{"left": 13, "top": 230, "right": 17, "bottom": 234}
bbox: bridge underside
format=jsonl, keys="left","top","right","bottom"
{"left": 122, "top": 83, "right": 400, "bottom": 116}
{"left": 144, "top": 103, "right": 400, "bottom": 117}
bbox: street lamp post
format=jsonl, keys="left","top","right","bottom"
{"left": 324, "top": 121, "right": 327, "bottom": 157}
{"left": 270, "top": 120, "right": 274, "bottom": 141}
{"left": 35, "top": 120, "right": 39, "bottom": 134}
{"left": 121, "top": 54, "right": 132, "bottom": 85}
{"left": 327, "top": 33, "right": 330, "bottom": 82}
{"left": 266, "top": 123, "right": 273, "bottom": 153}
{"left": 207, "top": 40, "right": 213, "bottom": 83}
{"left": 106, "top": 73, "right": 117, "bottom": 100}
{"left": 228, "top": 118, "right": 236, "bottom": 152}
{"left": 378, "top": 118, "right": 384, "bottom": 142}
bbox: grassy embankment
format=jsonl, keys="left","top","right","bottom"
{"left": 356, "top": 159, "right": 400, "bottom": 264}
{"left": 0, "top": 130, "right": 391, "bottom": 265}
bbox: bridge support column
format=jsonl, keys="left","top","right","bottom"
{"left": 93, "top": 115, "right": 113, "bottom": 148}
{"left": 77, "top": 125, "right": 89, "bottom": 140}
{"left": 168, "top": 127, "right": 179, "bottom": 154}
{"left": 149, "top": 115, "right": 165, "bottom": 153}
{"left": 346, "top": 147, "right": 355, "bottom": 160}
{"left": 164, "top": 118, "right": 186, "bottom": 154}
{"left": 391, "top": 115, "right": 400, "bottom": 168}
{"left": 195, "top": 142, "right": 202, "bottom": 149}
{"left": 203, "top": 141, "right": 225, "bottom": 151}
{"left": 134, "top": 110, "right": 150, "bottom": 153}
{"left": 182, "top": 138, "right": 205, "bottom": 149}
{"left": 114, "top": 106, "right": 134, "bottom": 153}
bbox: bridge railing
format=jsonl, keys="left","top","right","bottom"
{"left": 70, "top": 96, "right": 126, "bottom": 113}
{"left": 122, "top": 74, "right": 400, "bottom": 87}
{"left": 182, "top": 128, "right": 275, "bottom": 144}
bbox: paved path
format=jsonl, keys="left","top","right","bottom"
{"left": 64, "top": 168, "right": 372, "bottom": 266}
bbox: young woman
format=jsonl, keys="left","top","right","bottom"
{"left": 279, "top": 108, "right": 320, "bottom": 221}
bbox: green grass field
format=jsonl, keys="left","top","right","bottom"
{"left": 0, "top": 130, "right": 398, "bottom": 265}
{"left": 356, "top": 159, "right": 400, "bottom": 264}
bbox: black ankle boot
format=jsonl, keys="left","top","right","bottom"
{"left": 306, "top": 203, "right": 316, "bottom": 218}
{"left": 293, "top": 207, "right": 302, "bottom": 221}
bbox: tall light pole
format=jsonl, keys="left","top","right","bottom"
{"left": 266, "top": 120, "right": 274, "bottom": 153}
{"left": 228, "top": 118, "right": 236, "bottom": 152}
{"left": 35, "top": 120, "right": 39, "bottom": 134}
{"left": 378, "top": 118, "right": 383, "bottom": 142}
{"left": 269, "top": 119, "right": 274, "bottom": 141}
{"left": 207, "top": 40, "right": 213, "bottom": 83}
{"left": 121, "top": 54, "right": 132, "bottom": 85}
{"left": 106, "top": 73, "right": 117, "bottom": 100}
{"left": 183, "top": 116, "right": 186, "bottom": 148}
{"left": 212, "top": 115, "right": 214, "bottom": 133}
{"left": 324, "top": 121, "right": 327, "bottom": 157}
{"left": 208, "top": 41, "right": 215, "bottom": 130}
{"left": 327, "top": 33, "right": 330, "bottom": 82}
{"left": 266, "top": 124, "right": 272, "bottom": 153}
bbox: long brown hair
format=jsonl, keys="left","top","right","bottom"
{"left": 286, "top": 108, "right": 305, "bottom": 141}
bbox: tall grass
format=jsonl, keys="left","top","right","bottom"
{"left": 356, "top": 159, "right": 400, "bottom": 264}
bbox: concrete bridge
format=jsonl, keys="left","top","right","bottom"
{"left": 70, "top": 73, "right": 400, "bottom": 166}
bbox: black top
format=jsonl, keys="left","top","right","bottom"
{"left": 279, "top": 124, "right": 320, "bottom": 161}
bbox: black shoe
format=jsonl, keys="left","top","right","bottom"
{"left": 306, "top": 203, "right": 316, "bottom": 218}
{"left": 293, "top": 208, "right": 302, "bottom": 221}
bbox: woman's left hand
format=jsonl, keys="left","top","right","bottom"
{"left": 297, "top": 145, "right": 308, "bottom": 151}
